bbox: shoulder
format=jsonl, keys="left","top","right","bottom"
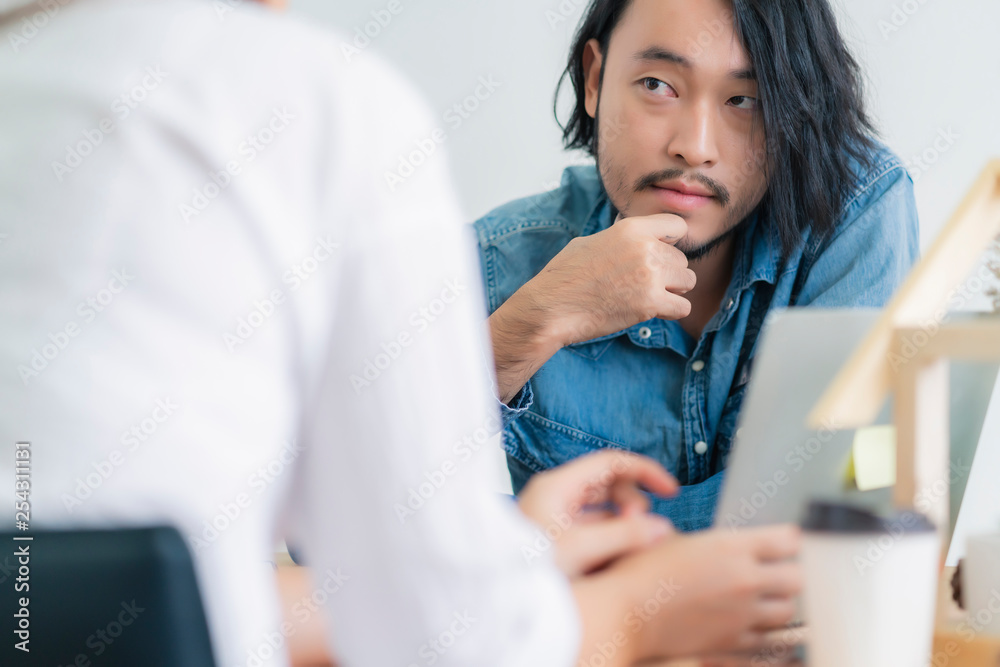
{"left": 807, "top": 141, "right": 918, "bottom": 258}
{"left": 839, "top": 141, "right": 915, "bottom": 226}
{"left": 790, "top": 141, "right": 920, "bottom": 307}
{"left": 473, "top": 165, "right": 605, "bottom": 247}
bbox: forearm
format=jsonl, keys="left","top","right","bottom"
{"left": 488, "top": 288, "right": 563, "bottom": 404}
{"left": 572, "top": 575, "right": 641, "bottom": 667}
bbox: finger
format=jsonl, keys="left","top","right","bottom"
{"left": 750, "top": 599, "right": 797, "bottom": 632}
{"left": 654, "top": 292, "right": 693, "bottom": 320}
{"left": 732, "top": 629, "right": 769, "bottom": 653}
{"left": 576, "top": 508, "right": 615, "bottom": 524}
{"left": 558, "top": 514, "right": 674, "bottom": 576}
{"left": 629, "top": 213, "right": 689, "bottom": 244}
{"left": 611, "top": 478, "right": 650, "bottom": 516}
{"left": 660, "top": 264, "right": 698, "bottom": 294}
{"left": 749, "top": 524, "right": 802, "bottom": 562}
{"left": 654, "top": 238, "right": 690, "bottom": 267}
{"left": 759, "top": 561, "right": 803, "bottom": 599}
{"left": 562, "top": 450, "right": 680, "bottom": 500}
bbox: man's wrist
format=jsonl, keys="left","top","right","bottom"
{"left": 492, "top": 286, "right": 564, "bottom": 356}
{"left": 488, "top": 288, "right": 565, "bottom": 404}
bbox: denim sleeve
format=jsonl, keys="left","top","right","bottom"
{"left": 497, "top": 380, "right": 534, "bottom": 429}
{"left": 796, "top": 168, "right": 920, "bottom": 308}
{"left": 470, "top": 220, "right": 536, "bottom": 430}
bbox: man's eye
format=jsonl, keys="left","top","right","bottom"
{"left": 641, "top": 77, "right": 675, "bottom": 96}
{"left": 728, "top": 95, "right": 758, "bottom": 110}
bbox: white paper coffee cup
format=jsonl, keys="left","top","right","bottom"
{"left": 963, "top": 533, "right": 1000, "bottom": 637}
{"left": 802, "top": 502, "right": 939, "bottom": 667}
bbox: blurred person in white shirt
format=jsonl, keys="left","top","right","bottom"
{"left": 0, "top": 1, "right": 801, "bottom": 665}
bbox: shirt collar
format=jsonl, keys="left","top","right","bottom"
{"left": 729, "top": 208, "right": 782, "bottom": 292}
{"left": 580, "top": 192, "right": 616, "bottom": 238}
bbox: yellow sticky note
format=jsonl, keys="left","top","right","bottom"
{"left": 843, "top": 450, "right": 857, "bottom": 488}
{"left": 852, "top": 425, "right": 897, "bottom": 491}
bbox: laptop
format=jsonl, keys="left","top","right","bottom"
{"left": 714, "top": 308, "right": 998, "bottom": 563}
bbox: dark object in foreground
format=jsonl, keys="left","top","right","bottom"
{"left": 0, "top": 526, "right": 216, "bottom": 666}
{"left": 953, "top": 559, "right": 965, "bottom": 609}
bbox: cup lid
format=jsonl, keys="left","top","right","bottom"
{"left": 802, "top": 501, "right": 935, "bottom": 534}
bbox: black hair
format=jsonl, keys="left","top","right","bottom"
{"left": 555, "top": 0, "right": 878, "bottom": 255}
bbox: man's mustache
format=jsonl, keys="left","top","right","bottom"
{"left": 634, "top": 169, "right": 731, "bottom": 208}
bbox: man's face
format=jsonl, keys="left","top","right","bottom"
{"left": 584, "top": 0, "right": 769, "bottom": 259}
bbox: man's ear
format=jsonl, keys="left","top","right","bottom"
{"left": 582, "top": 39, "right": 604, "bottom": 120}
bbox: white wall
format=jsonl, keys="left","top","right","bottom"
{"left": 288, "top": 0, "right": 1000, "bottom": 552}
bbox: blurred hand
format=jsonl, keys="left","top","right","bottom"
{"left": 606, "top": 525, "right": 803, "bottom": 661}
{"left": 517, "top": 450, "right": 679, "bottom": 577}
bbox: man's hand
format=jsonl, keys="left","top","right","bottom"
{"left": 602, "top": 525, "right": 802, "bottom": 662}
{"left": 523, "top": 213, "right": 695, "bottom": 346}
{"left": 489, "top": 214, "right": 694, "bottom": 403}
{"left": 517, "top": 450, "right": 678, "bottom": 577}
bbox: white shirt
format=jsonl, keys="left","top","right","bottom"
{"left": 0, "top": 1, "right": 580, "bottom": 665}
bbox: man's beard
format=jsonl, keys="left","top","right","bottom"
{"left": 593, "top": 100, "right": 764, "bottom": 261}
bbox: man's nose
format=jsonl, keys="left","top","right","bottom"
{"left": 665, "top": 100, "right": 720, "bottom": 169}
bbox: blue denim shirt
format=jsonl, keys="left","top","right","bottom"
{"left": 473, "top": 145, "right": 920, "bottom": 531}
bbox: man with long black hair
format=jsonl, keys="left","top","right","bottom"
{"left": 476, "top": 0, "right": 919, "bottom": 530}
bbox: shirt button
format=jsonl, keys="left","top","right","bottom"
{"left": 638, "top": 327, "right": 652, "bottom": 340}
{"left": 727, "top": 298, "right": 735, "bottom": 310}
{"left": 691, "top": 360, "right": 706, "bottom": 372}
{"left": 694, "top": 441, "right": 709, "bottom": 455}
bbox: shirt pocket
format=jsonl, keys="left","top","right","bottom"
{"left": 563, "top": 337, "right": 616, "bottom": 361}
{"left": 503, "top": 410, "right": 628, "bottom": 473}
